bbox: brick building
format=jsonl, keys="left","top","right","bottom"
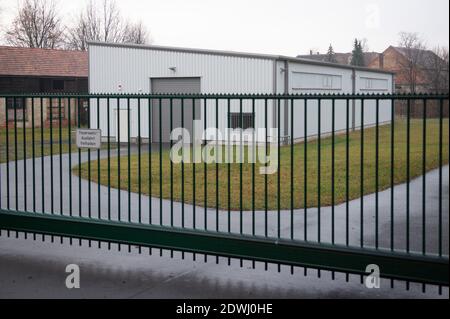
{"left": 368, "top": 46, "right": 448, "bottom": 93}
{"left": 0, "top": 46, "right": 88, "bottom": 128}
{"left": 297, "top": 51, "right": 380, "bottom": 67}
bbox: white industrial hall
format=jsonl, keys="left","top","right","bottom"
{"left": 88, "top": 42, "right": 394, "bottom": 144}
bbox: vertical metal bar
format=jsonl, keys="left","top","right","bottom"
{"left": 127, "top": 98, "right": 131, "bottom": 223}
{"left": 422, "top": 99, "right": 427, "bottom": 255}
{"left": 49, "top": 97, "right": 54, "bottom": 215}
{"left": 317, "top": 98, "right": 321, "bottom": 243}
{"left": 41, "top": 98, "right": 44, "bottom": 213}
{"left": 14, "top": 97, "right": 18, "bottom": 211}
{"left": 97, "top": 97, "right": 101, "bottom": 219}
{"left": 0, "top": 100, "right": 2, "bottom": 210}
{"left": 0, "top": 100, "right": 2, "bottom": 209}
{"left": 316, "top": 98, "right": 322, "bottom": 278}
{"left": 227, "top": 98, "right": 231, "bottom": 233}
{"left": 277, "top": 98, "right": 281, "bottom": 239}
{"left": 117, "top": 98, "right": 121, "bottom": 222}
{"left": 148, "top": 97, "right": 152, "bottom": 224}
{"left": 204, "top": 98, "right": 207, "bottom": 231}
{"left": 264, "top": 98, "right": 268, "bottom": 238}
{"left": 346, "top": 98, "right": 350, "bottom": 247}
{"left": 181, "top": 98, "right": 185, "bottom": 228}
{"left": 290, "top": 98, "right": 294, "bottom": 240}
{"left": 107, "top": 98, "right": 111, "bottom": 221}
{"left": 390, "top": 98, "right": 395, "bottom": 251}
{"left": 87, "top": 98, "right": 91, "bottom": 219}
{"left": 438, "top": 99, "right": 443, "bottom": 257}
{"left": 330, "top": 98, "right": 336, "bottom": 280}
{"left": 331, "top": 98, "right": 335, "bottom": 245}
{"left": 138, "top": 98, "right": 142, "bottom": 223}
{"left": 304, "top": 99, "right": 308, "bottom": 241}
{"left": 59, "top": 97, "right": 62, "bottom": 215}
{"left": 252, "top": 98, "right": 257, "bottom": 269}
{"left": 239, "top": 98, "right": 243, "bottom": 267}
{"left": 77, "top": 98, "right": 81, "bottom": 219}
{"left": 192, "top": 98, "right": 196, "bottom": 229}
{"left": 240, "top": 98, "right": 243, "bottom": 235}
{"left": 253, "top": 98, "right": 256, "bottom": 237}
{"left": 32, "top": 98, "right": 36, "bottom": 212}
{"left": 375, "top": 99, "right": 379, "bottom": 249}
{"left": 159, "top": 98, "right": 163, "bottom": 226}
{"left": 87, "top": 98, "right": 92, "bottom": 246}
{"left": 360, "top": 99, "right": 364, "bottom": 248}
{"left": 406, "top": 98, "right": 411, "bottom": 253}
{"left": 23, "top": 97, "right": 27, "bottom": 212}
{"left": 6, "top": 97, "right": 10, "bottom": 210}
{"left": 216, "top": 98, "right": 219, "bottom": 232}
{"left": 68, "top": 98, "right": 72, "bottom": 217}
{"left": 170, "top": 98, "right": 173, "bottom": 227}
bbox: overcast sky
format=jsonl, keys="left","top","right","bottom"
{"left": 0, "top": 0, "right": 448, "bottom": 56}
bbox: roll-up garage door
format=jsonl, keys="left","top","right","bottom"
{"left": 151, "top": 77, "right": 201, "bottom": 143}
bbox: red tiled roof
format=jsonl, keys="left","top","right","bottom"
{"left": 0, "top": 46, "right": 88, "bottom": 78}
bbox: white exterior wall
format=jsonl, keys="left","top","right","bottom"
{"left": 353, "top": 70, "right": 393, "bottom": 129}
{"left": 88, "top": 43, "right": 393, "bottom": 143}
{"left": 286, "top": 62, "right": 354, "bottom": 140}
{"left": 282, "top": 62, "right": 393, "bottom": 140}
{"left": 89, "top": 44, "right": 275, "bottom": 141}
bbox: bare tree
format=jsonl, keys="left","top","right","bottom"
{"left": 123, "top": 21, "right": 149, "bottom": 45}
{"left": 397, "top": 32, "right": 427, "bottom": 93}
{"left": 5, "top": 0, "right": 64, "bottom": 48}
{"left": 425, "top": 46, "right": 449, "bottom": 93}
{"left": 360, "top": 38, "right": 370, "bottom": 52}
{"left": 66, "top": 0, "right": 150, "bottom": 51}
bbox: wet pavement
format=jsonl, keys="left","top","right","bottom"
{"left": 0, "top": 149, "right": 448, "bottom": 298}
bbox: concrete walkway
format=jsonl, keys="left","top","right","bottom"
{"left": 0, "top": 149, "right": 448, "bottom": 298}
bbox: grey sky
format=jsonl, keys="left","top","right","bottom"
{"left": 0, "top": 0, "right": 448, "bottom": 56}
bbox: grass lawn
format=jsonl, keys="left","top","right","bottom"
{"left": 74, "top": 119, "right": 449, "bottom": 210}
{"left": 0, "top": 126, "right": 113, "bottom": 163}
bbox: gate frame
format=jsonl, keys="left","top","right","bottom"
{"left": 0, "top": 210, "right": 448, "bottom": 286}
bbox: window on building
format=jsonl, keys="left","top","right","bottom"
{"left": 292, "top": 72, "right": 342, "bottom": 90}
{"left": 322, "top": 76, "right": 333, "bottom": 88}
{"left": 229, "top": 113, "right": 254, "bottom": 130}
{"left": 6, "top": 98, "right": 26, "bottom": 121}
{"left": 361, "top": 77, "right": 388, "bottom": 90}
{"left": 6, "top": 97, "right": 24, "bottom": 109}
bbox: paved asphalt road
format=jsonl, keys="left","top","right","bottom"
{"left": 0, "top": 148, "right": 448, "bottom": 298}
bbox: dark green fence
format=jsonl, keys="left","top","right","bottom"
{"left": 0, "top": 93, "right": 448, "bottom": 290}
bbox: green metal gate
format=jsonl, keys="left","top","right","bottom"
{"left": 0, "top": 93, "right": 448, "bottom": 289}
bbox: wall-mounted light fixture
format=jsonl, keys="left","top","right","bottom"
{"left": 169, "top": 66, "right": 177, "bottom": 72}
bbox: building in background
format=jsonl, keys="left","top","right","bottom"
{"left": 0, "top": 46, "right": 88, "bottom": 128}
{"left": 368, "top": 46, "right": 449, "bottom": 93}
{"left": 297, "top": 51, "right": 380, "bottom": 67}
{"left": 88, "top": 42, "right": 394, "bottom": 144}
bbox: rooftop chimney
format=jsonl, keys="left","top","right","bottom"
{"left": 378, "top": 53, "right": 384, "bottom": 69}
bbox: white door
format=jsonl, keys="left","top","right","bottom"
{"left": 115, "top": 109, "right": 129, "bottom": 142}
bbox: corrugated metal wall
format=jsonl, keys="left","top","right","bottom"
{"left": 89, "top": 44, "right": 274, "bottom": 141}
{"left": 89, "top": 43, "right": 393, "bottom": 143}
{"left": 285, "top": 62, "right": 393, "bottom": 140}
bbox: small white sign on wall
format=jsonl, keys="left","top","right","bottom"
{"left": 76, "top": 129, "right": 102, "bottom": 149}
